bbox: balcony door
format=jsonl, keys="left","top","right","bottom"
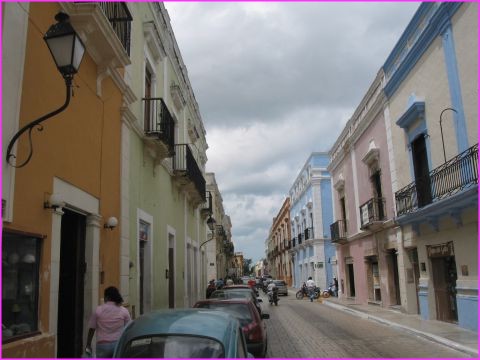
{"left": 411, "top": 135, "right": 432, "bottom": 207}
{"left": 370, "top": 170, "right": 384, "bottom": 219}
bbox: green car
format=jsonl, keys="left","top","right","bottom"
{"left": 113, "top": 309, "right": 253, "bottom": 358}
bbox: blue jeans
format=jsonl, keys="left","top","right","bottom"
{"left": 308, "top": 288, "right": 315, "bottom": 301}
{"left": 96, "top": 341, "right": 117, "bottom": 358}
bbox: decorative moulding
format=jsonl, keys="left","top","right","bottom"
{"left": 143, "top": 22, "right": 166, "bottom": 63}
{"left": 333, "top": 174, "right": 345, "bottom": 191}
{"left": 362, "top": 140, "right": 380, "bottom": 166}
{"left": 171, "top": 83, "right": 186, "bottom": 111}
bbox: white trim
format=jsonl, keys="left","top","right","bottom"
{"left": 137, "top": 209, "right": 154, "bottom": 314}
{"left": 2, "top": 2, "right": 30, "bottom": 222}
{"left": 49, "top": 177, "right": 100, "bottom": 355}
{"left": 350, "top": 149, "right": 361, "bottom": 232}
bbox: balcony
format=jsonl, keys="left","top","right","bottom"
{"left": 65, "top": 2, "right": 132, "bottom": 68}
{"left": 200, "top": 191, "right": 213, "bottom": 219}
{"left": 359, "top": 197, "right": 386, "bottom": 230}
{"left": 395, "top": 144, "right": 478, "bottom": 217}
{"left": 304, "top": 227, "right": 314, "bottom": 240}
{"left": 330, "top": 220, "right": 348, "bottom": 244}
{"left": 142, "top": 98, "right": 175, "bottom": 159}
{"left": 173, "top": 144, "right": 206, "bottom": 205}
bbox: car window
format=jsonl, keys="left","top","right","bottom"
{"left": 274, "top": 280, "right": 286, "bottom": 286}
{"left": 120, "top": 335, "right": 225, "bottom": 358}
{"left": 195, "top": 303, "right": 253, "bottom": 326}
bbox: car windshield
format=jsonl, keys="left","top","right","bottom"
{"left": 210, "top": 290, "right": 254, "bottom": 301}
{"left": 196, "top": 303, "right": 253, "bottom": 326}
{"left": 120, "top": 335, "right": 225, "bottom": 358}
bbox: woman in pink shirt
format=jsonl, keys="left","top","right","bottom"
{"left": 85, "top": 286, "right": 131, "bottom": 357}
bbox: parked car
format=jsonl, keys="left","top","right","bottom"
{"left": 194, "top": 299, "right": 269, "bottom": 358}
{"left": 272, "top": 280, "right": 288, "bottom": 296}
{"left": 226, "top": 283, "right": 259, "bottom": 297}
{"left": 210, "top": 288, "right": 263, "bottom": 315}
{"left": 113, "top": 309, "right": 252, "bottom": 358}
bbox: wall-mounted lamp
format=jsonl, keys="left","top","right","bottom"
{"left": 44, "top": 193, "right": 64, "bottom": 210}
{"left": 104, "top": 216, "right": 118, "bottom": 230}
{"left": 201, "top": 216, "right": 217, "bottom": 248}
{"left": 206, "top": 216, "right": 216, "bottom": 231}
{"left": 6, "top": 12, "right": 86, "bottom": 168}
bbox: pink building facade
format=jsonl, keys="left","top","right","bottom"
{"left": 328, "top": 71, "right": 403, "bottom": 308}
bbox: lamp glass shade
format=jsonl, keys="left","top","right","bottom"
{"left": 49, "top": 193, "right": 63, "bottom": 208}
{"left": 106, "top": 217, "right": 118, "bottom": 228}
{"left": 44, "top": 13, "right": 85, "bottom": 77}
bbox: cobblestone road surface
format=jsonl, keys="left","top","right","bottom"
{"left": 261, "top": 292, "right": 471, "bottom": 358}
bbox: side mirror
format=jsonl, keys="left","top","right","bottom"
{"left": 261, "top": 313, "right": 270, "bottom": 319}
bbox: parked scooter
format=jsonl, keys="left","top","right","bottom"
{"left": 322, "top": 283, "right": 336, "bottom": 298}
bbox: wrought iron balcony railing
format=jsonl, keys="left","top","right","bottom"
{"left": 143, "top": 98, "right": 175, "bottom": 156}
{"left": 97, "top": 2, "right": 132, "bottom": 55}
{"left": 330, "top": 220, "right": 348, "bottom": 243}
{"left": 298, "top": 233, "right": 303, "bottom": 245}
{"left": 305, "top": 227, "right": 314, "bottom": 240}
{"left": 395, "top": 143, "right": 478, "bottom": 216}
{"left": 200, "top": 191, "right": 213, "bottom": 218}
{"left": 173, "top": 144, "right": 206, "bottom": 202}
{"left": 359, "top": 197, "right": 386, "bottom": 229}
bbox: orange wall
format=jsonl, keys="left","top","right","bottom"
{"left": 3, "top": 2, "right": 123, "bottom": 352}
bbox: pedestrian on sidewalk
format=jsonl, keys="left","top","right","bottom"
{"left": 85, "top": 286, "right": 131, "bottom": 358}
{"left": 306, "top": 276, "right": 315, "bottom": 302}
{"left": 333, "top": 277, "right": 339, "bottom": 297}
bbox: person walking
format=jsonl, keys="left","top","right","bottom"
{"left": 306, "top": 276, "right": 316, "bottom": 302}
{"left": 85, "top": 286, "right": 131, "bottom": 357}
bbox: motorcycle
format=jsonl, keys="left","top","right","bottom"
{"left": 322, "top": 284, "right": 336, "bottom": 298}
{"left": 295, "top": 285, "right": 320, "bottom": 300}
{"left": 267, "top": 287, "right": 279, "bottom": 306}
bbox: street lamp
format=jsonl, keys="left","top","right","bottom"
{"left": 200, "top": 216, "right": 217, "bottom": 248}
{"left": 6, "top": 12, "right": 85, "bottom": 168}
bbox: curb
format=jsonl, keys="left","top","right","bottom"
{"left": 322, "top": 300, "right": 478, "bottom": 357}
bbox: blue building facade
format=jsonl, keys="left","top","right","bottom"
{"left": 289, "top": 153, "right": 335, "bottom": 289}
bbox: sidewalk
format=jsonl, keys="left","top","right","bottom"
{"left": 288, "top": 288, "right": 478, "bottom": 357}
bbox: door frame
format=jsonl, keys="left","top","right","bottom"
{"left": 50, "top": 177, "right": 100, "bottom": 356}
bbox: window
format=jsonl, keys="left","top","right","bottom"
{"left": 2, "top": 230, "right": 41, "bottom": 342}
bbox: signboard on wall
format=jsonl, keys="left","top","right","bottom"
{"left": 426, "top": 241, "right": 454, "bottom": 258}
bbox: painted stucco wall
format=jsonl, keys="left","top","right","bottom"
{"left": 3, "top": 2, "right": 123, "bottom": 355}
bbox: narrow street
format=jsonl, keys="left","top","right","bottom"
{"left": 260, "top": 293, "right": 471, "bottom": 358}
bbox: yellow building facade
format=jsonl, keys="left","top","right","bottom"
{"left": 2, "top": 2, "right": 133, "bottom": 357}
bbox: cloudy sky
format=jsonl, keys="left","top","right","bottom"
{"left": 164, "top": 1, "right": 420, "bottom": 265}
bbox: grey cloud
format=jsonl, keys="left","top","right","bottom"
{"left": 165, "top": 2, "right": 420, "bottom": 263}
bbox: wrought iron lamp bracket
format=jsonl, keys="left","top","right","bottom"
{"left": 6, "top": 76, "right": 73, "bottom": 168}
